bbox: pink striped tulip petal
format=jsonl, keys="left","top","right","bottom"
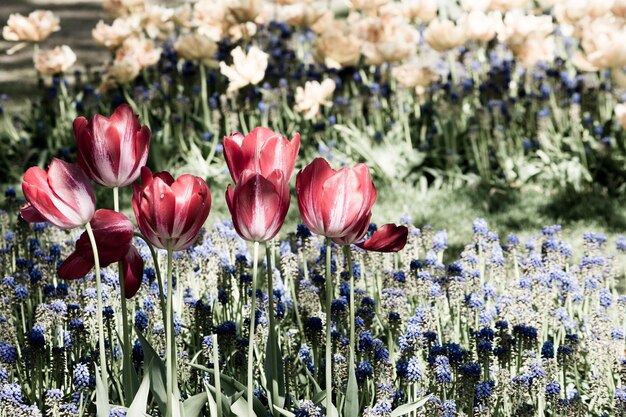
{"left": 355, "top": 224, "right": 409, "bottom": 252}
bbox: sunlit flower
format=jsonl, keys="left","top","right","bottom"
{"left": 92, "top": 18, "right": 136, "bottom": 49}
{"left": 192, "top": 0, "right": 229, "bottom": 41}
{"left": 459, "top": 11, "right": 503, "bottom": 42}
{"left": 115, "top": 36, "right": 161, "bottom": 69}
{"left": 2, "top": 10, "right": 59, "bottom": 42}
{"left": 579, "top": 16, "right": 626, "bottom": 69}
{"left": 355, "top": 15, "right": 420, "bottom": 65}
{"left": 382, "top": 0, "right": 438, "bottom": 23}
{"left": 174, "top": 32, "right": 218, "bottom": 65}
{"left": 105, "top": 54, "right": 141, "bottom": 85}
{"left": 613, "top": 0, "right": 626, "bottom": 17}
{"left": 228, "top": 22, "right": 258, "bottom": 41}
{"left": 512, "top": 36, "right": 556, "bottom": 67}
{"left": 295, "top": 79, "right": 336, "bottom": 120}
{"left": 461, "top": 0, "right": 491, "bottom": 11}
{"left": 280, "top": 2, "right": 333, "bottom": 32}
{"left": 349, "top": 0, "right": 392, "bottom": 12}
{"left": 315, "top": 23, "right": 363, "bottom": 69}
{"left": 499, "top": 11, "right": 553, "bottom": 47}
{"left": 391, "top": 61, "right": 439, "bottom": 95}
{"left": 139, "top": 5, "right": 175, "bottom": 39}
{"left": 423, "top": 19, "right": 466, "bottom": 51}
{"left": 219, "top": 45, "right": 268, "bottom": 92}
{"left": 103, "top": 0, "right": 145, "bottom": 17}
{"left": 554, "top": 0, "right": 614, "bottom": 25}
{"left": 488, "top": 0, "right": 530, "bottom": 11}
{"left": 34, "top": 45, "right": 76, "bottom": 75}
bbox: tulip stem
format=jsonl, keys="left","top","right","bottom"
{"left": 114, "top": 186, "right": 135, "bottom": 405}
{"left": 165, "top": 241, "right": 175, "bottom": 417}
{"left": 324, "top": 238, "right": 333, "bottom": 415}
{"left": 85, "top": 222, "right": 109, "bottom": 399}
{"left": 248, "top": 241, "right": 260, "bottom": 417}
{"left": 344, "top": 246, "right": 356, "bottom": 376}
{"left": 266, "top": 243, "right": 279, "bottom": 410}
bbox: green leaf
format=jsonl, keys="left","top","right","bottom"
{"left": 127, "top": 368, "right": 151, "bottom": 416}
{"left": 273, "top": 404, "right": 296, "bottom": 417}
{"left": 344, "top": 351, "right": 359, "bottom": 417}
{"left": 94, "top": 367, "right": 110, "bottom": 417}
{"left": 205, "top": 384, "right": 219, "bottom": 417}
{"left": 136, "top": 328, "right": 168, "bottom": 415}
{"left": 182, "top": 393, "right": 207, "bottom": 417}
{"left": 389, "top": 395, "right": 432, "bottom": 417}
{"left": 264, "top": 332, "right": 286, "bottom": 409}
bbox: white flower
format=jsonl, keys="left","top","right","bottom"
{"left": 3, "top": 10, "right": 60, "bottom": 42}
{"left": 615, "top": 103, "right": 626, "bottom": 129}
{"left": 92, "top": 18, "right": 136, "bottom": 49}
{"left": 34, "top": 45, "right": 76, "bottom": 74}
{"left": 219, "top": 46, "right": 269, "bottom": 92}
{"left": 423, "top": 19, "right": 466, "bottom": 51}
{"left": 295, "top": 79, "right": 336, "bottom": 120}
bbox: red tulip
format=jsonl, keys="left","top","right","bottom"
{"left": 74, "top": 103, "right": 150, "bottom": 187}
{"left": 58, "top": 209, "right": 144, "bottom": 298}
{"left": 296, "top": 158, "right": 377, "bottom": 245}
{"left": 355, "top": 224, "right": 409, "bottom": 252}
{"left": 223, "top": 127, "right": 300, "bottom": 184}
{"left": 132, "top": 167, "right": 211, "bottom": 251}
{"left": 21, "top": 158, "right": 96, "bottom": 229}
{"left": 225, "top": 169, "right": 290, "bottom": 242}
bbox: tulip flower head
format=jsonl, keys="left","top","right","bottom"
{"left": 58, "top": 209, "right": 144, "bottom": 298}
{"left": 74, "top": 104, "right": 151, "bottom": 187}
{"left": 21, "top": 158, "right": 96, "bottom": 229}
{"left": 225, "top": 169, "right": 290, "bottom": 242}
{"left": 132, "top": 167, "right": 211, "bottom": 251}
{"left": 223, "top": 126, "right": 301, "bottom": 184}
{"left": 296, "top": 158, "right": 377, "bottom": 245}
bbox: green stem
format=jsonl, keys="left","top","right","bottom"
{"left": 114, "top": 187, "right": 134, "bottom": 405}
{"left": 85, "top": 223, "right": 109, "bottom": 395}
{"left": 344, "top": 246, "right": 355, "bottom": 370}
{"left": 133, "top": 233, "right": 167, "bottom": 328}
{"left": 325, "top": 238, "right": 333, "bottom": 415}
{"left": 266, "top": 243, "right": 279, "bottom": 408}
{"left": 213, "top": 334, "right": 223, "bottom": 417}
{"left": 165, "top": 241, "right": 174, "bottom": 417}
{"left": 248, "top": 241, "right": 260, "bottom": 417}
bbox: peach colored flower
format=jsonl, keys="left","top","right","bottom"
{"left": 461, "top": 0, "right": 491, "bottom": 11}
{"left": 391, "top": 61, "right": 439, "bottom": 95}
{"left": 613, "top": 0, "right": 626, "bottom": 17}
{"left": 294, "top": 79, "right": 336, "bottom": 120}
{"left": 219, "top": 46, "right": 269, "bottom": 92}
{"left": 3, "top": 10, "right": 60, "bottom": 42}
{"left": 192, "top": 0, "right": 229, "bottom": 41}
{"left": 105, "top": 55, "right": 141, "bottom": 85}
{"left": 139, "top": 5, "right": 175, "bottom": 39}
{"left": 423, "top": 19, "right": 466, "bottom": 51}
{"left": 380, "top": 0, "right": 437, "bottom": 23}
{"left": 349, "top": 0, "right": 392, "bottom": 12}
{"left": 280, "top": 2, "right": 333, "bottom": 31}
{"left": 174, "top": 33, "right": 218, "bottom": 64}
{"left": 579, "top": 16, "right": 626, "bottom": 69}
{"left": 315, "top": 23, "right": 363, "bottom": 68}
{"left": 34, "top": 45, "right": 76, "bottom": 74}
{"left": 115, "top": 37, "right": 161, "bottom": 69}
{"left": 512, "top": 36, "right": 556, "bottom": 67}
{"left": 554, "top": 0, "right": 614, "bottom": 25}
{"left": 103, "top": 0, "right": 145, "bottom": 17}
{"left": 228, "top": 22, "right": 258, "bottom": 41}
{"left": 459, "top": 11, "right": 502, "bottom": 42}
{"left": 92, "top": 18, "right": 136, "bottom": 49}
{"left": 615, "top": 103, "right": 626, "bottom": 129}
{"left": 488, "top": 0, "right": 530, "bottom": 11}
{"left": 498, "top": 11, "right": 553, "bottom": 47}
{"left": 354, "top": 16, "right": 419, "bottom": 65}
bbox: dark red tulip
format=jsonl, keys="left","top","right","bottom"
{"left": 74, "top": 103, "right": 150, "bottom": 187}
{"left": 223, "top": 126, "right": 300, "bottom": 184}
{"left": 296, "top": 158, "right": 377, "bottom": 245}
{"left": 132, "top": 167, "right": 211, "bottom": 251}
{"left": 21, "top": 158, "right": 96, "bottom": 229}
{"left": 58, "top": 209, "right": 144, "bottom": 298}
{"left": 225, "top": 169, "right": 290, "bottom": 242}
{"left": 356, "top": 224, "right": 409, "bottom": 252}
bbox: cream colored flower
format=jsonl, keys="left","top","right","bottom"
{"left": 174, "top": 33, "right": 218, "bottom": 65}
{"left": 34, "top": 45, "right": 76, "bottom": 74}
{"left": 349, "top": 0, "right": 392, "bottom": 12}
{"left": 295, "top": 79, "right": 336, "bottom": 120}
{"left": 354, "top": 16, "right": 419, "bottom": 65}
{"left": 382, "top": 0, "right": 437, "bottom": 23}
{"left": 315, "top": 23, "right": 363, "bottom": 68}
{"left": 391, "top": 61, "right": 439, "bottom": 95}
{"left": 498, "top": 11, "right": 553, "bottom": 47}
{"left": 139, "top": 5, "right": 175, "bottom": 39}
{"left": 423, "top": 19, "right": 466, "bottom": 51}
{"left": 579, "top": 16, "right": 626, "bottom": 69}
{"left": 554, "top": 0, "right": 614, "bottom": 25}
{"left": 512, "top": 36, "right": 555, "bottom": 67}
{"left": 3, "top": 10, "right": 60, "bottom": 42}
{"left": 192, "top": 0, "right": 229, "bottom": 41}
{"left": 615, "top": 103, "right": 626, "bottom": 129}
{"left": 280, "top": 2, "right": 333, "bottom": 31}
{"left": 115, "top": 37, "right": 161, "bottom": 69}
{"left": 488, "top": 0, "right": 530, "bottom": 11}
{"left": 106, "top": 54, "right": 141, "bottom": 84}
{"left": 228, "top": 22, "right": 258, "bottom": 41}
{"left": 219, "top": 45, "right": 269, "bottom": 92}
{"left": 459, "top": 11, "right": 502, "bottom": 42}
{"left": 92, "top": 18, "right": 136, "bottom": 49}
{"left": 103, "top": 0, "right": 145, "bottom": 17}
{"left": 613, "top": 0, "right": 626, "bottom": 17}
{"left": 461, "top": 0, "right": 491, "bottom": 12}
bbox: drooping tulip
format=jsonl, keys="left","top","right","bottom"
{"left": 132, "top": 167, "right": 211, "bottom": 251}
{"left": 296, "top": 157, "right": 377, "bottom": 245}
{"left": 57, "top": 209, "right": 144, "bottom": 298}
{"left": 74, "top": 104, "right": 151, "bottom": 188}
{"left": 225, "top": 170, "right": 290, "bottom": 242}
{"left": 355, "top": 223, "right": 409, "bottom": 252}
{"left": 21, "top": 158, "right": 96, "bottom": 229}
{"left": 223, "top": 126, "right": 301, "bottom": 185}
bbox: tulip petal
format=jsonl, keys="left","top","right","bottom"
{"left": 296, "top": 157, "right": 336, "bottom": 235}
{"left": 19, "top": 203, "right": 48, "bottom": 223}
{"left": 58, "top": 251, "right": 94, "bottom": 280}
{"left": 122, "top": 246, "right": 144, "bottom": 299}
{"left": 355, "top": 224, "right": 408, "bottom": 253}
{"left": 47, "top": 158, "right": 96, "bottom": 225}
